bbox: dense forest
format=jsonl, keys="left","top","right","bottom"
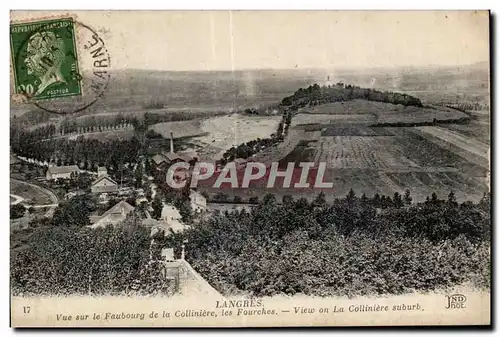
{"left": 281, "top": 83, "right": 423, "bottom": 111}
{"left": 180, "top": 191, "right": 490, "bottom": 297}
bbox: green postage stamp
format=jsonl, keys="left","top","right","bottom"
{"left": 10, "top": 17, "right": 82, "bottom": 100}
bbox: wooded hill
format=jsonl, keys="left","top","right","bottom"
{"left": 281, "top": 83, "right": 423, "bottom": 111}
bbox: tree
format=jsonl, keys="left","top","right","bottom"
{"left": 312, "top": 191, "right": 326, "bottom": 208}
{"left": 144, "top": 159, "right": 152, "bottom": 175}
{"left": 346, "top": 189, "right": 356, "bottom": 203}
{"left": 51, "top": 195, "right": 96, "bottom": 227}
{"left": 403, "top": 189, "right": 412, "bottom": 206}
{"left": 134, "top": 165, "right": 143, "bottom": 189}
{"left": 125, "top": 197, "right": 137, "bottom": 207}
{"left": 213, "top": 192, "right": 229, "bottom": 203}
{"left": 431, "top": 192, "right": 439, "bottom": 205}
{"left": 263, "top": 193, "right": 276, "bottom": 205}
{"left": 151, "top": 197, "right": 163, "bottom": 220}
{"left": 372, "top": 193, "right": 381, "bottom": 208}
{"left": 393, "top": 192, "right": 404, "bottom": 209}
{"left": 145, "top": 188, "right": 153, "bottom": 202}
{"left": 447, "top": 191, "right": 458, "bottom": 208}
{"left": 276, "top": 122, "right": 284, "bottom": 139}
{"left": 10, "top": 204, "right": 26, "bottom": 219}
{"left": 478, "top": 192, "right": 491, "bottom": 212}
{"left": 248, "top": 196, "right": 259, "bottom": 204}
{"left": 282, "top": 195, "right": 294, "bottom": 206}
{"left": 174, "top": 197, "right": 193, "bottom": 224}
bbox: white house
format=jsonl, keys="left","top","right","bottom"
{"left": 161, "top": 204, "right": 189, "bottom": 233}
{"left": 142, "top": 205, "right": 188, "bottom": 237}
{"left": 189, "top": 190, "right": 207, "bottom": 213}
{"left": 91, "top": 175, "right": 119, "bottom": 194}
{"left": 46, "top": 165, "right": 80, "bottom": 180}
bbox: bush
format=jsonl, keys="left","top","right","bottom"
{"left": 10, "top": 204, "right": 26, "bottom": 219}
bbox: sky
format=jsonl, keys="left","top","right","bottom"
{"left": 11, "top": 10, "right": 490, "bottom": 71}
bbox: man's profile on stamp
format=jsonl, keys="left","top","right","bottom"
{"left": 10, "top": 17, "right": 82, "bottom": 101}
{"left": 25, "top": 31, "right": 67, "bottom": 97}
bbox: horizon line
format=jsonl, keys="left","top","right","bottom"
{"left": 104, "top": 60, "right": 489, "bottom": 73}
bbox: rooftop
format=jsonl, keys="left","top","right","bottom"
{"left": 91, "top": 175, "right": 118, "bottom": 187}
{"left": 102, "top": 200, "right": 135, "bottom": 217}
{"left": 152, "top": 154, "right": 166, "bottom": 165}
{"left": 47, "top": 165, "right": 80, "bottom": 174}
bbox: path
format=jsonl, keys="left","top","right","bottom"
{"left": 10, "top": 194, "right": 24, "bottom": 205}
{"left": 177, "top": 259, "right": 222, "bottom": 298}
{"left": 10, "top": 178, "right": 59, "bottom": 217}
{"left": 151, "top": 183, "right": 157, "bottom": 200}
{"left": 39, "top": 126, "right": 134, "bottom": 142}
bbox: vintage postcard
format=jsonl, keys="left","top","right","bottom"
{"left": 9, "top": 10, "right": 491, "bottom": 327}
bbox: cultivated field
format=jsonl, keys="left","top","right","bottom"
{"left": 313, "top": 136, "right": 420, "bottom": 169}
{"left": 248, "top": 123, "right": 490, "bottom": 203}
{"left": 441, "top": 116, "right": 490, "bottom": 145}
{"left": 292, "top": 113, "right": 376, "bottom": 126}
{"left": 300, "top": 100, "right": 395, "bottom": 115}
{"left": 410, "top": 126, "right": 489, "bottom": 169}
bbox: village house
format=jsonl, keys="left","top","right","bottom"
{"left": 142, "top": 217, "right": 169, "bottom": 237}
{"left": 91, "top": 166, "right": 119, "bottom": 194}
{"left": 161, "top": 204, "right": 187, "bottom": 233}
{"left": 89, "top": 200, "right": 135, "bottom": 228}
{"left": 46, "top": 165, "right": 80, "bottom": 180}
{"left": 142, "top": 203, "right": 189, "bottom": 237}
{"left": 189, "top": 190, "right": 207, "bottom": 213}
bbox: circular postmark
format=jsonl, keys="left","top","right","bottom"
{"left": 11, "top": 18, "right": 111, "bottom": 115}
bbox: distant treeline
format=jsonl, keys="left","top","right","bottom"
{"left": 370, "top": 116, "right": 471, "bottom": 128}
{"left": 281, "top": 83, "right": 423, "bottom": 110}
{"left": 10, "top": 126, "right": 143, "bottom": 172}
{"left": 22, "top": 110, "right": 229, "bottom": 140}
{"left": 446, "top": 103, "right": 490, "bottom": 112}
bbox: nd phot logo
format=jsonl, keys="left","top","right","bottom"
{"left": 445, "top": 294, "right": 467, "bottom": 309}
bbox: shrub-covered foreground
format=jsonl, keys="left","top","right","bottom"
{"left": 184, "top": 192, "right": 491, "bottom": 297}
{"left": 11, "top": 223, "right": 171, "bottom": 296}
{"left": 10, "top": 190, "right": 490, "bottom": 298}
